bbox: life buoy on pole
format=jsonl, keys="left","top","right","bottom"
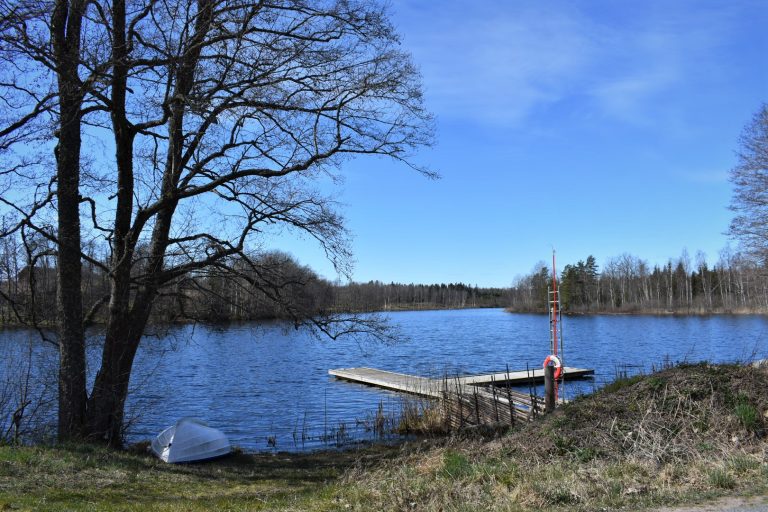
{"left": 543, "top": 354, "right": 562, "bottom": 380}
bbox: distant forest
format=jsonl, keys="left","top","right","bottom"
{"left": 509, "top": 249, "right": 768, "bottom": 314}
{"left": 3, "top": 229, "right": 767, "bottom": 328}
{"left": 0, "top": 235, "right": 511, "bottom": 327}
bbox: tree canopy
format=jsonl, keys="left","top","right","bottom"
{"left": 729, "top": 104, "right": 768, "bottom": 262}
{"left": 0, "top": 0, "right": 433, "bottom": 445}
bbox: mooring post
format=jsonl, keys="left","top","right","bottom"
{"left": 544, "top": 364, "right": 556, "bottom": 413}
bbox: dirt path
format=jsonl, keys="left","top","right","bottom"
{"left": 653, "top": 496, "right": 768, "bottom": 512}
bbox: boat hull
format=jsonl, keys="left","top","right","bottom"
{"left": 151, "top": 418, "right": 231, "bottom": 463}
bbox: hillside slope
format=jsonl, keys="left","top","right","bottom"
{"left": 340, "top": 363, "right": 768, "bottom": 511}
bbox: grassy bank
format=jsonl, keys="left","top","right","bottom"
{"left": 339, "top": 362, "right": 768, "bottom": 511}
{"left": 2, "top": 363, "right": 767, "bottom": 511}
{"left": 0, "top": 442, "right": 402, "bottom": 511}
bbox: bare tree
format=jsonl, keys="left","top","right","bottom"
{"left": 0, "top": 0, "right": 433, "bottom": 445}
{"left": 0, "top": 339, "right": 56, "bottom": 445}
{"left": 695, "top": 250, "right": 711, "bottom": 310}
{"left": 729, "top": 104, "right": 768, "bottom": 262}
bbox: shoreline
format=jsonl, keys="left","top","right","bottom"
{"left": 3, "top": 305, "right": 766, "bottom": 332}
{"left": 0, "top": 304, "right": 505, "bottom": 331}
{"left": 505, "top": 307, "right": 768, "bottom": 317}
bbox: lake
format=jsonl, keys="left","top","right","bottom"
{"left": 1, "top": 309, "right": 767, "bottom": 451}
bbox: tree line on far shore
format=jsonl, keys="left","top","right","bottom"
{"left": 0, "top": 235, "right": 511, "bottom": 328}
{"left": 5, "top": 234, "right": 768, "bottom": 328}
{"left": 509, "top": 248, "right": 768, "bottom": 314}
{"left": 5, "top": 229, "right": 768, "bottom": 328}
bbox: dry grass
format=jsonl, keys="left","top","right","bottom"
{"left": 506, "top": 362, "right": 768, "bottom": 464}
{"left": 396, "top": 397, "right": 449, "bottom": 436}
{"left": 335, "top": 363, "right": 768, "bottom": 511}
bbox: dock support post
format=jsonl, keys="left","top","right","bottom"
{"left": 544, "top": 365, "right": 556, "bottom": 413}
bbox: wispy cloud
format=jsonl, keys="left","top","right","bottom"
{"left": 678, "top": 169, "right": 731, "bottom": 184}
{"left": 394, "top": 2, "right": 596, "bottom": 124}
{"left": 392, "top": 0, "right": 750, "bottom": 127}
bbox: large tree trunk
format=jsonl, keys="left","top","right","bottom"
{"left": 55, "top": 97, "right": 87, "bottom": 440}
{"left": 83, "top": 0, "right": 148, "bottom": 446}
{"left": 86, "top": 205, "right": 174, "bottom": 445}
{"left": 86, "top": 309, "right": 149, "bottom": 446}
{"left": 52, "top": 0, "right": 87, "bottom": 441}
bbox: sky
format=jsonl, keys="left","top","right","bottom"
{"left": 279, "top": 0, "right": 768, "bottom": 287}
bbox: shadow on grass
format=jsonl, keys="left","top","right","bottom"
{"left": 52, "top": 440, "right": 398, "bottom": 486}
{"left": 1, "top": 441, "right": 402, "bottom": 511}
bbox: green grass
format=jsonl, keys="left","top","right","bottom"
{"left": 729, "top": 455, "right": 761, "bottom": 474}
{"left": 709, "top": 468, "right": 737, "bottom": 490}
{"left": 735, "top": 399, "right": 761, "bottom": 432}
{"left": 0, "top": 443, "right": 394, "bottom": 511}
{"left": 441, "top": 451, "right": 473, "bottom": 479}
{"left": 601, "top": 374, "right": 644, "bottom": 393}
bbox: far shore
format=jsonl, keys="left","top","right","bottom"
{"left": 3, "top": 304, "right": 768, "bottom": 331}
{"left": 0, "top": 304, "right": 508, "bottom": 330}
{"left": 505, "top": 306, "right": 768, "bottom": 317}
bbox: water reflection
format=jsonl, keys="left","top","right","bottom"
{"left": 1, "top": 309, "right": 766, "bottom": 451}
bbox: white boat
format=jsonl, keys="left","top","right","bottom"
{"left": 151, "top": 417, "right": 231, "bottom": 463}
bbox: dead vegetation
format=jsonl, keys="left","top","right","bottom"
{"left": 337, "top": 363, "right": 768, "bottom": 511}
{"left": 507, "top": 362, "right": 768, "bottom": 464}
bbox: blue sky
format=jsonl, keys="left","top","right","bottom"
{"left": 280, "top": 0, "right": 767, "bottom": 287}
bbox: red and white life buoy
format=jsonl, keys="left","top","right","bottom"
{"left": 543, "top": 354, "right": 563, "bottom": 380}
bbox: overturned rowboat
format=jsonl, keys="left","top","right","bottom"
{"left": 151, "top": 417, "right": 231, "bottom": 463}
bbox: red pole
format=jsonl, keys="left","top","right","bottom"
{"left": 552, "top": 250, "right": 558, "bottom": 357}
{"left": 552, "top": 250, "right": 559, "bottom": 401}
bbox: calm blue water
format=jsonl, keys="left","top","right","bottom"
{"left": 1, "top": 309, "right": 767, "bottom": 451}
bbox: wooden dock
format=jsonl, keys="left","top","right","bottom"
{"left": 449, "top": 366, "right": 594, "bottom": 386}
{"left": 328, "top": 368, "right": 443, "bottom": 398}
{"left": 328, "top": 366, "right": 595, "bottom": 426}
{"left": 328, "top": 366, "right": 594, "bottom": 396}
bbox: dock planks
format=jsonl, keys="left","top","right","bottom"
{"left": 328, "top": 366, "right": 594, "bottom": 398}
{"left": 456, "top": 366, "right": 594, "bottom": 385}
{"left": 328, "top": 367, "right": 444, "bottom": 398}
